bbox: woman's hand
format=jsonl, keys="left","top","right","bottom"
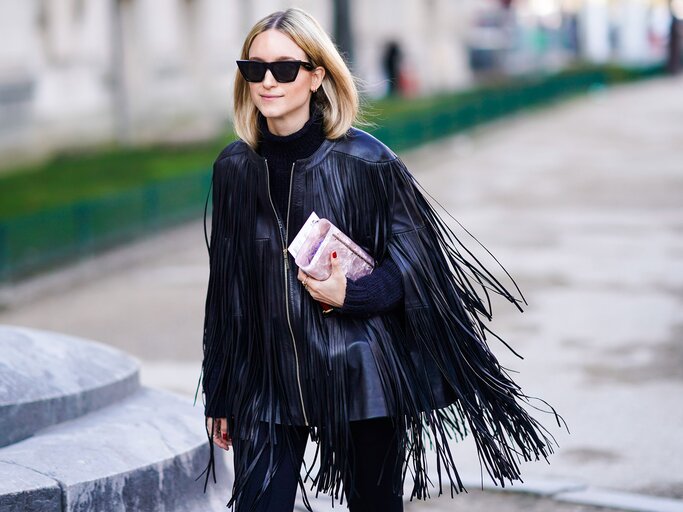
{"left": 206, "top": 416, "right": 232, "bottom": 451}
{"left": 298, "top": 251, "right": 347, "bottom": 308}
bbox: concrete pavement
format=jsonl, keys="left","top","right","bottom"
{"left": 1, "top": 75, "right": 682, "bottom": 511}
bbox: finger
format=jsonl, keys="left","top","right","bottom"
{"left": 301, "top": 271, "right": 316, "bottom": 286}
{"left": 305, "top": 274, "right": 319, "bottom": 291}
{"left": 222, "top": 418, "right": 232, "bottom": 450}
{"left": 221, "top": 418, "right": 232, "bottom": 447}
{"left": 213, "top": 438, "right": 229, "bottom": 450}
{"left": 330, "top": 251, "right": 341, "bottom": 273}
{"left": 212, "top": 431, "right": 230, "bottom": 449}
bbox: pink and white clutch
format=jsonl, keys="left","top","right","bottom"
{"left": 288, "top": 212, "right": 375, "bottom": 281}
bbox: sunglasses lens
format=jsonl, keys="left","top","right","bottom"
{"left": 237, "top": 61, "right": 266, "bottom": 82}
{"left": 236, "top": 60, "right": 308, "bottom": 83}
{"left": 270, "top": 62, "right": 300, "bottom": 83}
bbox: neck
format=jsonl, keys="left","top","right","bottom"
{"left": 256, "top": 102, "right": 325, "bottom": 162}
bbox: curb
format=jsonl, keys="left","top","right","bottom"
{"left": 290, "top": 475, "right": 683, "bottom": 512}
{"left": 454, "top": 476, "right": 683, "bottom": 512}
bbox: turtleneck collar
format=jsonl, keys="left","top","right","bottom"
{"left": 257, "top": 101, "right": 326, "bottom": 161}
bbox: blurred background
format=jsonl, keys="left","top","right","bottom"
{"left": 0, "top": 0, "right": 680, "bottom": 282}
{"left": 0, "top": 0, "right": 679, "bottom": 166}
{"left": 0, "top": 1, "right": 682, "bottom": 511}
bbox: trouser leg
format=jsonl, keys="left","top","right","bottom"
{"left": 343, "top": 416, "right": 404, "bottom": 512}
{"left": 233, "top": 420, "right": 308, "bottom": 512}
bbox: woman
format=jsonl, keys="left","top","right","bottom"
{"left": 196, "top": 7, "right": 566, "bottom": 512}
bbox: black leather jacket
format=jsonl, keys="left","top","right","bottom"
{"left": 197, "top": 126, "right": 564, "bottom": 509}
{"left": 200, "top": 126, "right": 456, "bottom": 426}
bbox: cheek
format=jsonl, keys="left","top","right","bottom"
{"left": 291, "top": 78, "right": 311, "bottom": 98}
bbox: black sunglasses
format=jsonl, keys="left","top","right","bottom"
{"left": 236, "top": 60, "right": 315, "bottom": 83}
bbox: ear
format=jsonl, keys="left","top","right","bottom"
{"left": 312, "top": 66, "right": 325, "bottom": 91}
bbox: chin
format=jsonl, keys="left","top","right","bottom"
{"left": 257, "top": 104, "right": 286, "bottom": 119}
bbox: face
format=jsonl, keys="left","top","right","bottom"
{"left": 246, "top": 29, "right": 325, "bottom": 132}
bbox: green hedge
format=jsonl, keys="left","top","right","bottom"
{"left": 367, "top": 63, "right": 664, "bottom": 151}
{"left": 0, "top": 140, "right": 232, "bottom": 220}
{"left": 0, "top": 63, "right": 666, "bottom": 282}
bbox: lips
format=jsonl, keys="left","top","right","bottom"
{"left": 261, "top": 95, "right": 282, "bottom": 99}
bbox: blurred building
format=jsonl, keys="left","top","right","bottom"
{"left": 0, "top": 0, "right": 675, "bottom": 170}
{"left": 0, "top": 0, "right": 477, "bottom": 169}
{"left": 466, "top": 0, "right": 673, "bottom": 75}
{"left": 0, "top": 0, "right": 244, "bottom": 166}
{"left": 577, "top": 0, "right": 672, "bottom": 63}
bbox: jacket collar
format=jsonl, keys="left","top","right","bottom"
{"left": 241, "top": 132, "right": 341, "bottom": 169}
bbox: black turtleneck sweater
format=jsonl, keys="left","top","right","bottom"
{"left": 257, "top": 102, "right": 403, "bottom": 316}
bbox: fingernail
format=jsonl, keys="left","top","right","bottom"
{"left": 332, "top": 251, "right": 337, "bottom": 258}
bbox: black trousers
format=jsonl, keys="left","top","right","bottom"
{"left": 233, "top": 416, "right": 404, "bottom": 512}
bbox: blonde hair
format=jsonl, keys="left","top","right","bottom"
{"left": 233, "top": 8, "right": 368, "bottom": 149}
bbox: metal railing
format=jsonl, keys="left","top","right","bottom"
{"left": 0, "top": 172, "right": 211, "bottom": 282}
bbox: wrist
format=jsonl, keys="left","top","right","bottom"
{"left": 340, "top": 275, "right": 347, "bottom": 307}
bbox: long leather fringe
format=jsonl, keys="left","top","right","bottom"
{"left": 194, "top": 145, "right": 569, "bottom": 511}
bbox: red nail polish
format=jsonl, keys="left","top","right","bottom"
{"left": 332, "top": 251, "right": 337, "bottom": 258}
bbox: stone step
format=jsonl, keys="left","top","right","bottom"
{"left": 0, "top": 386, "right": 232, "bottom": 512}
{"left": 0, "top": 325, "right": 140, "bottom": 447}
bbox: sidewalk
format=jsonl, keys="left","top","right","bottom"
{"left": 1, "top": 75, "right": 682, "bottom": 511}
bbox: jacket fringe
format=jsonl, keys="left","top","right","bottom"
{"left": 194, "top": 145, "right": 569, "bottom": 511}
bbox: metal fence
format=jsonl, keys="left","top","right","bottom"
{"left": 0, "top": 173, "right": 212, "bottom": 282}
{"left": 0, "top": 65, "right": 664, "bottom": 283}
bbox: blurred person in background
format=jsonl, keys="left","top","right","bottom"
{"left": 668, "top": 1, "right": 681, "bottom": 73}
{"left": 382, "top": 40, "right": 402, "bottom": 96}
{"left": 197, "top": 7, "right": 565, "bottom": 512}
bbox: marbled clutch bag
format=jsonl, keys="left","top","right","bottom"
{"left": 288, "top": 211, "right": 375, "bottom": 281}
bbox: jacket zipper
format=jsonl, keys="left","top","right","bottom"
{"left": 264, "top": 159, "right": 309, "bottom": 426}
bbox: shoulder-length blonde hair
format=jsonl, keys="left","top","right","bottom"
{"left": 233, "top": 8, "right": 365, "bottom": 149}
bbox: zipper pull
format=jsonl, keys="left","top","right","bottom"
{"left": 283, "top": 248, "right": 289, "bottom": 270}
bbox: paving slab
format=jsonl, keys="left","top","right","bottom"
{"left": 554, "top": 488, "right": 683, "bottom": 512}
{"left": 459, "top": 475, "right": 587, "bottom": 497}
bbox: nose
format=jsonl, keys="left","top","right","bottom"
{"left": 262, "top": 69, "right": 277, "bottom": 87}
